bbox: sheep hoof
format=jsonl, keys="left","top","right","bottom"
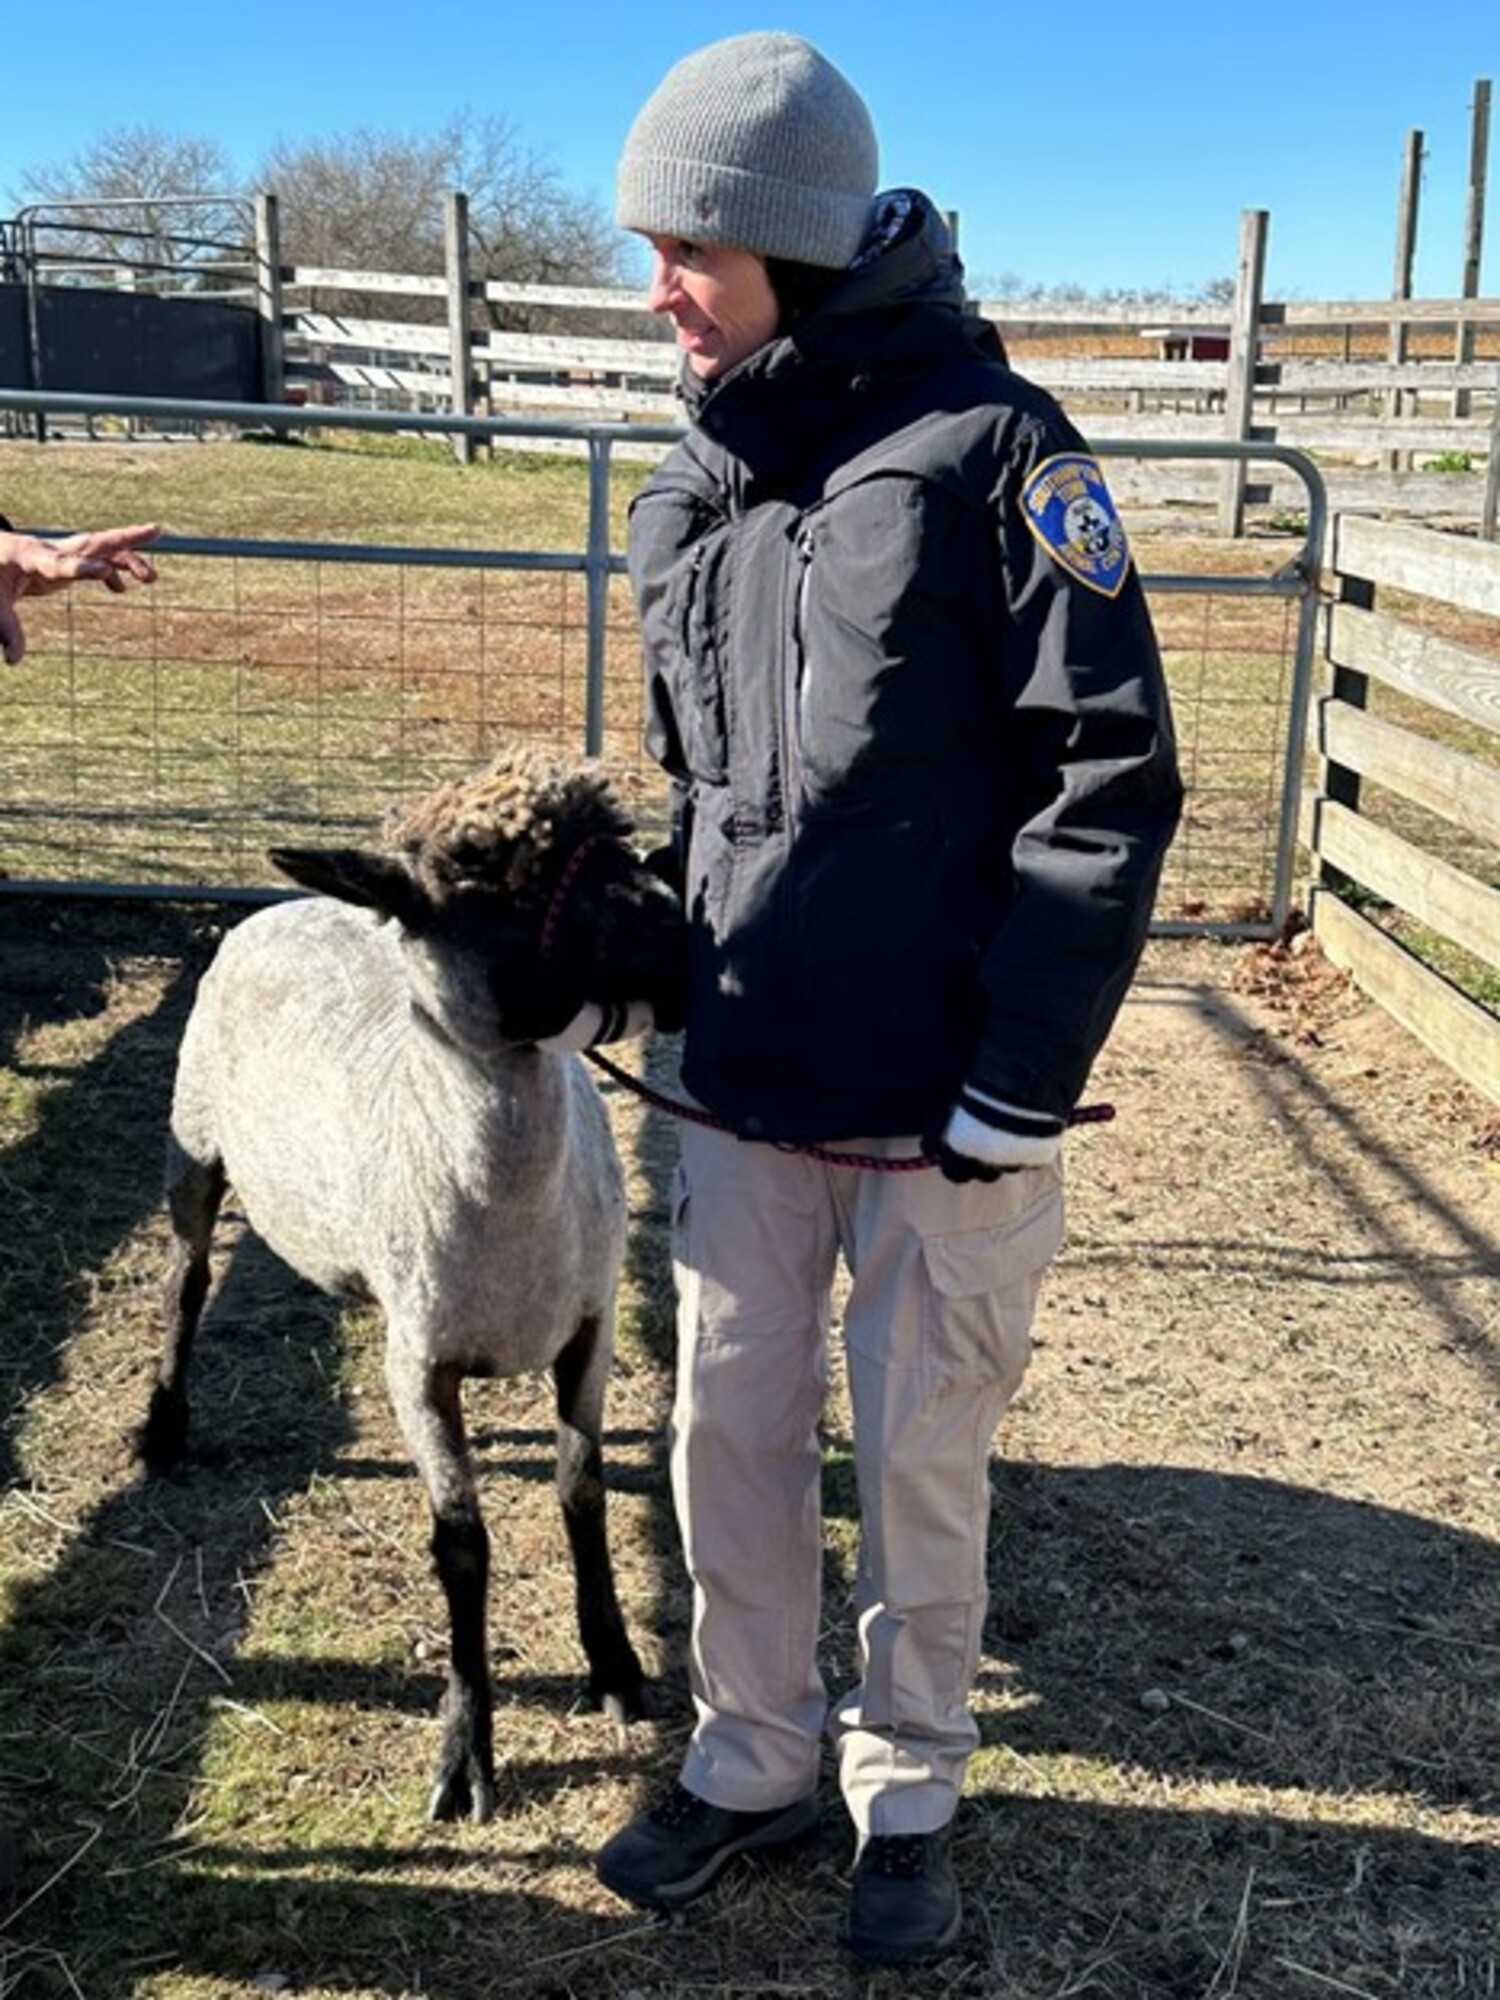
{"left": 426, "top": 1763, "right": 496, "bottom": 1825}
{"left": 597, "top": 1678, "right": 649, "bottom": 1728}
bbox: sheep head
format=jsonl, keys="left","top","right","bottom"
{"left": 269, "top": 745, "right": 686, "bottom": 1051}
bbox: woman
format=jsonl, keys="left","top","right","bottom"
{"left": 597, "top": 31, "right": 1182, "bottom": 1966}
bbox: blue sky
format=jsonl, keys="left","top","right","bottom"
{"left": 4, "top": 0, "right": 1494, "bottom": 302}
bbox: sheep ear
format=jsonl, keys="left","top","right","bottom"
{"left": 269, "top": 846, "right": 427, "bottom": 926}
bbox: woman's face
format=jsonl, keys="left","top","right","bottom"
{"left": 642, "top": 235, "right": 780, "bottom": 380}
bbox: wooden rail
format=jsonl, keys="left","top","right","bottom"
{"left": 275, "top": 220, "right": 1500, "bottom": 534}
{"left": 1306, "top": 515, "right": 1499, "bottom": 1100}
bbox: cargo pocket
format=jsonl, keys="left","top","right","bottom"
{"left": 669, "top": 1161, "right": 691, "bottom": 1259}
{"left": 919, "top": 1179, "right": 1065, "bottom": 1394}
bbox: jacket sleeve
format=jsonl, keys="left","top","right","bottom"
{"left": 966, "top": 420, "right": 1184, "bottom": 1121}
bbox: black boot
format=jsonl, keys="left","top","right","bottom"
{"left": 596, "top": 1781, "right": 821, "bottom": 1910}
{"left": 846, "top": 1828, "right": 961, "bottom": 1964}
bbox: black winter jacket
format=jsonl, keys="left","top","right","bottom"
{"left": 632, "top": 191, "right": 1183, "bottom": 1143}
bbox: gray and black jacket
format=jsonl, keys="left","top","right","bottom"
{"left": 632, "top": 190, "right": 1183, "bottom": 1144}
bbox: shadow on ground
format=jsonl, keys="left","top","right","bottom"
{"left": 1, "top": 919, "right": 1493, "bottom": 1997}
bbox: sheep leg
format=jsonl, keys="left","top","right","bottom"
{"left": 553, "top": 1314, "right": 646, "bottom": 1723}
{"left": 140, "top": 1146, "right": 226, "bottom": 1469}
{"left": 388, "top": 1350, "right": 497, "bottom": 1825}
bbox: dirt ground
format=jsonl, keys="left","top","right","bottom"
{"left": 0, "top": 898, "right": 1494, "bottom": 2000}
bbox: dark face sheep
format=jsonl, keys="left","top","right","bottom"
{"left": 273, "top": 749, "right": 687, "bottom": 1051}
{"left": 139, "top": 744, "right": 686, "bottom": 1824}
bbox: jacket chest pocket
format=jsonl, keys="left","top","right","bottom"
{"left": 796, "top": 471, "right": 991, "bottom": 809}
{"left": 667, "top": 528, "right": 733, "bottom": 785}
{"left": 667, "top": 504, "right": 800, "bottom": 822}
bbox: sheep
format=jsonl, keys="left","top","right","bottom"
{"left": 138, "top": 743, "right": 686, "bottom": 1824}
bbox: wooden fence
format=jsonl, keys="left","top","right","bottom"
{"left": 255, "top": 198, "right": 1500, "bottom": 536}
{"left": 1306, "top": 516, "right": 1499, "bottom": 1100}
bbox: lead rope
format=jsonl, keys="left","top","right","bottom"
{"left": 542, "top": 845, "right": 1115, "bottom": 1168}
{"left": 583, "top": 1046, "right": 1114, "bottom": 1173}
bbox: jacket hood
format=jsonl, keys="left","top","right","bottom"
{"left": 824, "top": 187, "right": 972, "bottom": 324}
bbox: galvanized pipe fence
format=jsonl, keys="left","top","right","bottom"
{"left": 0, "top": 391, "right": 1326, "bottom": 938}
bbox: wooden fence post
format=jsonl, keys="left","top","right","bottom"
{"left": 254, "top": 192, "right": 286, "bottom": 406}
{"left": 1219, "top": 208, "right": 1268, "bottom": 537}
{"left": 1385, "top": 130, "right": 1422, "bottom": 472}
{"left": 1482, "top": 374, "right": 1500, "bottom": 540}
{"left": 1318, "top": 527, "right": 1372, "bottom": 898}
{"left": 445, "top": 190, "right": 474, "bottom": 466}
{"left": 1453, "top": 79, "right": 1490, "bottom": 420}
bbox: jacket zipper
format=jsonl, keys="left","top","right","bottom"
{"left": 781, "top": 525, "right": 816, "bottom": 839}
{"left": 681, "top": 539, "right": 709, "bottom": 657}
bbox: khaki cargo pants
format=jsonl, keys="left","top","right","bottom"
{"left": 669, "top": 1119, "right": 1065, "bottom": 1838}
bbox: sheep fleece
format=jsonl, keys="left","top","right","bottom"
{"left": 171, "top": 898, "right": 626, "bottom": 1372}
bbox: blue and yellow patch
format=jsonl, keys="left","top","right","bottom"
{"left": 1019, "top": 453, "right": 1130, "bottom": 598}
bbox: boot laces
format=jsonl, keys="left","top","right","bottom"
{"left": 651, "top": 1782, "right": 711, "bottom": 1830}
{"left": 866, "top": 1833, "right": 932, "bottom": 1879}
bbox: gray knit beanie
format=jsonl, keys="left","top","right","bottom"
{"left": 616, "top": 31, "right": 878, "bottom": 269}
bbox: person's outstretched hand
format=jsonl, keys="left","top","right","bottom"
{"left": 0, "top": 521, "right": 161, "bottom": 665}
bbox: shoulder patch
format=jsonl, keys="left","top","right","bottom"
{"left": 1018, "top": 453, "right": 1130, "bottom": 599}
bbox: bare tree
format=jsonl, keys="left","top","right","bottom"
{"left": 260, "top": 116, "right": 629, "bottom": 327}
{"left": 17, "top": 127, "right": 249, "bottom": 292}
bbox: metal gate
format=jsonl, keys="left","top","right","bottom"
{"left": 0, "top": 390, "right": 1325, "bottom": 938}
{"left": 1, "top": 202, "right": 266, "bottom": 412}
{"left": 0, "top": 284, "right": 264, "bottom": 406}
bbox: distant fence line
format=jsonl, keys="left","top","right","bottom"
{"left": 252, "top": 199, "right": 1500, "bottom": 537}
{"left": 4, "top": 195, "right": 1498, "bottom": 534}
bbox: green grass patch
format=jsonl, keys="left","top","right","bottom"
{"left": 3, "top": 433, "right": 647, "bottom": 549}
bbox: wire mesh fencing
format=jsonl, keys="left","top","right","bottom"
{"left": 0, "top": 403, "right": 1324, "bottom": 934}
{"left": 2, "top": 547, "right": 659, "bottom": 895}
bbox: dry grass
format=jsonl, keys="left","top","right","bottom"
{"left": 2, "top": 431, "right": 642, "bottom": 548}
{"left": 0, "top": 437, "right": 666, "bottom": 889}
{"left": 0, "top": 894, "right": 1494, "bottom": 2000}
